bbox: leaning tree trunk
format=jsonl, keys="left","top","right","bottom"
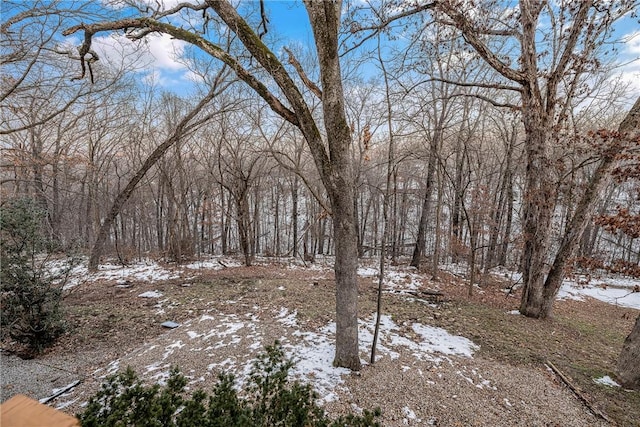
{"left": 538, "top": 96, "right": 640, "bottom": 318}
{"left": 617, "top": 315, "right": 640, "bottom": 390}
{"left": 88, "top": 90, "right": 218, "bottom": 270}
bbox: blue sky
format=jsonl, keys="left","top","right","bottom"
{"left": 85, "top": 1, "right": 639, "bottom": 100}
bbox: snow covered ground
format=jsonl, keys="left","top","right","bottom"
{"left": 55, "top": 256, "right": 640, "bottom": 310}
{"left": 80, "top": 307, "right": 478, "bottom": 409}
{"left": 32, "top": 256, "right": 633, "bottom": 424}
{"left": 478, "top": 266, "right": 640, "bottom": 310}
{"left": 557, "top": 274, "right": 640, "bottom": 310}
{"left": 50, "top": 259, "right": 182, "bottom": 290}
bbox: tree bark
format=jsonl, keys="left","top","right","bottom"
{"left": 410, "top": 148, "right": 436, "bottom": 268}
{"left": 305, "top": 0, "right": 361, "bottom": 370}
{"left": 518, "top": 94, "right": 555, "bottom": 317}
{"left": 617, "top": 315, "right": 640, "bottom": 390}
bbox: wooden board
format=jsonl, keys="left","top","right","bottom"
{"left": 1, "top": 394, "right": 79, "bottom": 427}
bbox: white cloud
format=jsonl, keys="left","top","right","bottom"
{"left": 623, "top": 29, "right": 640, "bottom": 55}
{"left": 93, "top": 33, "right": 186, "bottom": 71}
{"left": 145, "top": 34, "right": 187, "bottom": 70}
{"left": 618, "top": 66, "right": 640, "bottom": 94}
{"left": 92, "top": 32, "right": 188, "bottom": 87}
{"left": 102, "top": 0, "right": 182, "bottom": 10}
{"left": 139, "top": 0, "right": 183, "bottom": 9}
{"left": 615, "top": 29, "right": 640, "bottom": 97}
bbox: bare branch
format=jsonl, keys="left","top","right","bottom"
{"left": 449, "top": 92, "right": 521, "bottom": 110}
{"left": 152, "top": 1, "right": 209, "bottom": 19}
{"left": 341, "top": 2, "right": 436, "bottom": 55}
{"left": 63, "top": 18, "right": 299, "bottom": 126}
{"left": 426, "top": 77, "right": 522, "bottom": 93}
{"left": 283, "top": 47, "right": 322, "bottom": 99}
{"left": 436, "top": 3, "right": 526, "bottom": 85}
{"left": 352, "top": 2, "right": 436, "bottom": 33}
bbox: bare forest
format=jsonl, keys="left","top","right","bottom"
{"left": 2, "top": 1, "right": 640, "bottom": 425}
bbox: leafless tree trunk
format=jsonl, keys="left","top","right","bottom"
{"left": 540, "top": 96, "right": 640, "bottom": 316}
{"left": 88, "top": 89, "right": 220, "bottom": 270}
{"left": 65, "top": 0, "right": 363, "bottom": 368}
{"left": 618, "top": 314, "right": 640, "bottom": 390}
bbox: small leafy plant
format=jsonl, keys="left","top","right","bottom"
{"left": 79, "top": 342, "right": 380, "bottom": 426}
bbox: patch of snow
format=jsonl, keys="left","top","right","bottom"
{"left": 411, "top": 323, "right": 478, "bottom": 358}
{"left": 507, "top": 310, "right": 521, "bottom": 315}
{"left": 593, "top": 375, "right": 620, "bottom": 387}
{"left": 556, "top": 285, "right": 585, "bottom": 301}
{"left": 183, "top": 261, "right": 223, "bottom": 270}
{"left": 95, "top": 262, "right": 180, "bottom": 282}
{"left": 558, "top": 279, "right": 640, "bottom": 309}
{"left": 59, "top": 259, "right": 181, "bottom": 289}
{"left": 276, "top": 308, "right": 298, "bottom": 327}
{"left": 183, "top": 257, "right": 243, "bottom": 270}
{"left": 286, "top": 324, "right": 351, "bottom": 404}
{"left": 572, "top": 274, "right": 640, "bottom": 290}
{"left": 55, "top": 398, "right": 79, "bottom": 410}
{"left": 385, "top": 270, "right": 424, "bottom": 291}
{"left": 359, "top": 314, "right": 477, "bottom": 364}
{"left": 83, "top": 304, "right": 480, "bottom": 410}
{"left": 163, "top": 340, "right": 186, "bottom": 359}
{"left": 403, "top": 405, "right": 418, "bottom": 422}
{"left": 357, "top": 267, "right": 379, "bottom": 277}
{"left": 202, "top": 321, "right": 244, "bottom": 340}
{"left": 104, "top": 360, "right": 120, "bottom": 376}
{"left": 139, "top": 290, "right": 163, "bottom": 298}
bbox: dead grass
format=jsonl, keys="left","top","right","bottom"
{"left": 409, "top": 280, "right": 640, "bottom": 427}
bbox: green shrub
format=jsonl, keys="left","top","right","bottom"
{"left": 79, "top": 342, "right": 380, "bottom": 427}
{"left": 0, "top": 198, "right": 68, "bottom": 355}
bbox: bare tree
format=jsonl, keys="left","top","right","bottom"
{"left": 65, "top": 0, "right": 363, "bottom": 369}
{"left": 430, "top": 0, "right": 639, "bottom": 318}
{"left": 88, "top": 86, "right": 224, "bottom": 270}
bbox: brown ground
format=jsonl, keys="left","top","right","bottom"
{"left": 1, "top": 259, "right": 638, "bottom": 426}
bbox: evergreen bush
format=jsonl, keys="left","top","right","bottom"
{"left": 79, "top": 342, "right": 380, "bottom": 426}
{"left": 0, "top": 198, "right": 67, "bottom": 355}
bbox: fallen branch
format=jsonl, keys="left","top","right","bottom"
{"left": 39, "top": 379, "right": 82, "bottom": 405}
{"left": 545, "top": 361, "right": 612, "bottom": 424}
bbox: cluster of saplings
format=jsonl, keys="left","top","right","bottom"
{"left": 0, "top": 198, "right": 73, "bottom": 357}
{"left": 79, "top": 342, "right": 380, "bottom": 426}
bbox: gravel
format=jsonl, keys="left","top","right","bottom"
{"left": 1, "top": 310, "right": 607, "bottom": 426}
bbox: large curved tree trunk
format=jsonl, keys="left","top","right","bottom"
{"left": 88, "top": 90, "right": 219, "bottom": 271}
{"left": 617, "top": 315, "right": 640, "bottom": 390}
